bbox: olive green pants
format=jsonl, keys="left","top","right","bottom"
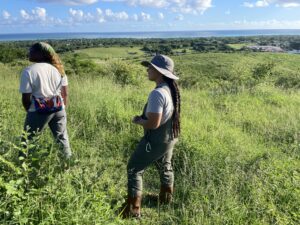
{"left": 127, "top": 136, "right": 176, "bottom": 197}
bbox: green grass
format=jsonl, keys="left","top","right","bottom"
{"left": 227, "top": 43, "right": 253, "bottom": 49}
{"left": 0, "top": 50, "right": 300, "bottom": 224}
{"left": 75, "top": 46, "right": 145, "bottom": 61}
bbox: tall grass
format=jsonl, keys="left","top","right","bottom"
{"left": 0, "top": 51, "right": 299, "bottom": 224}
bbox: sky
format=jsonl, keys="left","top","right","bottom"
{"left": 1, "top": 0, "right": 300, "bottom": 33}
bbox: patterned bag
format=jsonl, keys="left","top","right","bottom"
{"left": 33, "top": 77, "right": 63, "bottom": 114}
{"left": 33, "top": 95, "right": 63, "bottom": 113}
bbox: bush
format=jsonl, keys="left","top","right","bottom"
{"left": 251, "top": 62, "right": 274, "bottom": 80}
{"left": 107, "top": 60, "right": 143, "bottom": 86}
{"left": 275, "top": 70, "right": 300, "bottom": 89}
{"left": 64, "top": 53, "right": 99, "bottom": 76}
{"left": 0, "top": 46, "right": 27, "bottom": 64}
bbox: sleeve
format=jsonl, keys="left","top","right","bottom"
{"left": 146, "top": 89, "right": 165, "bottom": 113}
{"left": 61, "top": 75, "right": 68, "bottom": 86}
{"left": 19, "top": 69, "right": 32, "bottom": 93}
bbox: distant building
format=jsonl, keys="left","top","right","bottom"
{"left": 245, "top": 46, "right": 284, "bottom": 53}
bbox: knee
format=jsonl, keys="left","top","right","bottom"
{"left": 127, "top": 164, "right": 144, "bottom": 178}
{"left": 162, "top": 162, "right": 173, "bottom": 172}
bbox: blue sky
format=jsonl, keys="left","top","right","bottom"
{"left": 1, "top": 0, "right": 300, "bottom": 33}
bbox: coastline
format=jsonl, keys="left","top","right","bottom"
{"left": 1, "top": 29, "right": 300, "bottom": 42}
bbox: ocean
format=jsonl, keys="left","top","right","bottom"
{"left": 1, "top": 29, "right": 300, "bottom": 42}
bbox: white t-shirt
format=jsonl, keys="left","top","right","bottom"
{"left": 19, "top": 62, "right": 68, "bottom": 112}
{"left": 146, "top": 83, "right": 174, "bottom": 125}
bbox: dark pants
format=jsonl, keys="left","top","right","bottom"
{"left": 23, "top": 109, "right": 72, "bottom": 159}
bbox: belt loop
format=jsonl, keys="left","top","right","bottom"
{"left": 146, "top": 142, "right": 151, "bottom": 152}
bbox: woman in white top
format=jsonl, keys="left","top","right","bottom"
{"left": 19, "top": 42, "right": 72, "bottom": 159}
{"left": 122, "top": 54, "right": 181, "bottom": 218}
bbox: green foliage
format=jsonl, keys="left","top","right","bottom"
{"left": 75, "top": 46, "right": 144, "bottom": 60}
{"left": 192, "top": 40, "right": 235, "bottom": 52}
{"left": 1, "top": 45, "right": 300, "bottom": 224}
{"left": 142, "top": 44, "right": 173, "bottom": 55}
{"left": 275, "top": 70, "right": 300, "bottom": 89}
{"left": 107, "top": 60, "right": 143, "bottom": 86}
{"left": 289, "top": 41, "right": 300, "bottom": 50}
{"left": 63, "top": 53, "right": 143, "bottom": 87}
{"left": 0, "top": 45, "right": 27, "bottom": 63}
{"left": 251, "top": 62, "right": 275, "bottom": 80}
{"left": 64, "top": 53, "right": 99, "bottom": 76}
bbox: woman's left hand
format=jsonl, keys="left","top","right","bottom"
{"left": 132, "top": 115, "right": 142, "bottom": 124}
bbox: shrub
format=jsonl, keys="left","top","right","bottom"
{"left": 107, "top": 60, "right": 143, "bottom": 86}
{"left": 251, "top": 62, "right": 274, "bottom": 80}
{"left": 275, "top": 70, "right": 300, "bottom": 89}
{"left": 0, "top": 46, "right": 27, "bottom": 64}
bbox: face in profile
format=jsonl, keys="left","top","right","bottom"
{"left": 147, "top": 65, "right": 162, "bottom": 81}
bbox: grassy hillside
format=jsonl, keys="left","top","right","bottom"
{"left": 75, "top": 46, "right": 144, "bottom": 61}
{"left": 0, "top": 50, "right": 299, "bottom": 224}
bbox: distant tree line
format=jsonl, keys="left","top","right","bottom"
{"left": 1, "top": 35, "right": 300, "bottom": 63}
{"left": 0, "top": 43, "right": 27, "bottom": 63}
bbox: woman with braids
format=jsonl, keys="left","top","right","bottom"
{"left": 122, "top": 54, "right": 181, "bottom": 218}
{"left": 19, "top": 42, "right": 72, "bottom": 159}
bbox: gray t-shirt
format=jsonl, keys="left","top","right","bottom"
{"left": 146, "top": 83, "right": 174, "bottom": 125}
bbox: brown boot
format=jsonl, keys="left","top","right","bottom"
{"left": 159, "top": 185, "right": 173, "bottom": 204}
{"left": 121, "top": 195, "right": 142, "bottom": 219}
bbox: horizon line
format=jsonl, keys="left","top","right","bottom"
{"left": 1, "top": 28, "right": 300, "bottom": 35}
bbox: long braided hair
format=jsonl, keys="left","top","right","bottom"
{"left": 29, "top": 42, "right": 65, "bottom": 76}
{"left": 163, "top": 76, "right": 181, "bottom": 138}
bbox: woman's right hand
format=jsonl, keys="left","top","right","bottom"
{"left": 132, "top": 115, "right": 142, "bottom": 124}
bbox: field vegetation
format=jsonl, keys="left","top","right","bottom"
{"left": 0, "top": 38, "right": 300, "bottom": 224}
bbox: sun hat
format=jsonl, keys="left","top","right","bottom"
{"left": 141, "top": 54, "right": 179, "bottom": 80}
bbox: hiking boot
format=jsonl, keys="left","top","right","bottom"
{"left": 121, "top": 195, "right": 142, "bottom": 219}
{"left": 159, "top": 185, "right": 173, "bottom": 204}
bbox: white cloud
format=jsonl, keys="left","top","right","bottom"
{"left": 232, "top": 18, "right": 300, "bottom": 28}
{"left": 20, "top": 10, "right": 31, "bottom": 20}
{"left": 96, "top": 8, "right": 105, "bottom": 22}
{"left": 104, "top": 9, "right": 129, "bottom": 21}
{"left": 69, "top": 8, "right": 86, "bottom": 23}
{"left": 277, "top": 2, "right": 300, "bottom": 7}
{"left": 128, "top": 0, "right": 169, "bottom": 8}
{"left": 243, "top": 0, "right": 269, "bottom": 7}
{"left": 243, "top": 0, "right": 300, "bottom": 8}
{"left": 2, "top": 10, "right": 11, "bottom": 20}
{"left": 171, "top": 0, "right": 212, "bottom": 14}
{"left": 20, "top": 7, "right": 47, "bottom": 21}
{"left": 69, "top": 8, "right": 84, "bottom": 18}
{"left": 69, "top": 8, "right": 130, "bottom": 23}
{"left": 132, "top": 14, "right": 139, "bottom": 21}
{"left": 32, "top": 7, "right": 47, "bottom": 21}
{"left": 35, "top": 0, "right": 98, "bottom": 5}
{"left": 125, "top": 0, "right": 212, "bottom": 14}
{"left": 19, "top": 7, "right": 64, "bottom": 26}
{"left": 243, "top": 2, "right": 255, "bottom": 7}
{"left": 256, "top": 0, "right": 269, "bottom": 7}
{"left": 225, "top": 10, "right": 231, "bottom": 15}
{"left": 158, "top": 12, "right": 164, "bottom": 19}
{"left": 140, "top": 12, "right": 151, "bottom": 21}
{"left": 130, "top": 12, "right": 152, "bottom": 21}
{"left": 175, "top": 14, "right": 184, "bottom": 20}
{"left": 33, "top": 0, "right": 213, "bottom": 15}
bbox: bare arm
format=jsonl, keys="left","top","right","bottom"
{"left": 61, "top": 85, "right": 68, "bottom": 107}
{"left": 22, "top": 93, "right": 32, "bottom": 111}
{"left": 132, "top": 112, "right": 162, "bottom": 129}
